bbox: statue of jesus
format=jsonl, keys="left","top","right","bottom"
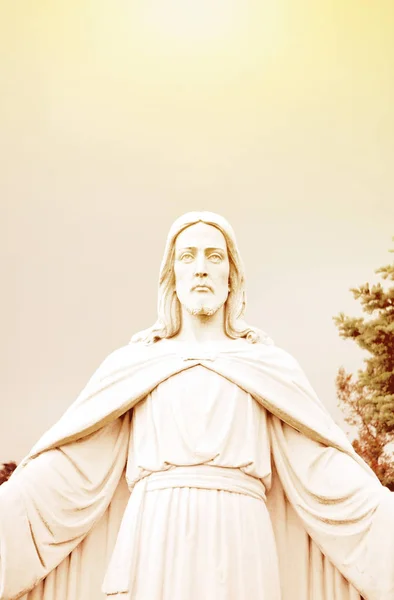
{"left": 1, "top": 211, "right": 393, "bottom": 600}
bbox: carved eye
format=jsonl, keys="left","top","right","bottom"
{"left": 209, "top": 253, "right": 222, "bottom": 263}
{"left": 180, "top": 253, "right": 194, "bottom": 262}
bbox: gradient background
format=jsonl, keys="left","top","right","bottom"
{"left": 1, "top": 0, "right": 393, "bottom": 461}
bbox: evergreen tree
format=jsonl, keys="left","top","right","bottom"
{"left": 333, "top": 238, "right": 394, "bottom": 488}
{"left": 0, "top": 462, "right": 17, "bottom": 485}
{"left": 335, "top": 367, "right": 394, "bottom": 490}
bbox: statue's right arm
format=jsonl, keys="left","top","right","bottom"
{"left": 0, "top": 412, "right": 130, "bottom": 600}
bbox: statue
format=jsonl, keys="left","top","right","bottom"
{"left": 1, "top": 211, "right": 393, "bottom": 600}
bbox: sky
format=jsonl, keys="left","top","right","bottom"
{"left": 1, "top": 0, "right": 393, "bottom": 461}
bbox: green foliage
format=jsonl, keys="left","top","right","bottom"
{"left": 334, "top": 238, "right": 394, "bottom": 433}
{"left": 334, "top": 238, "right": 394, "bottom": 489}
{"left": 0, "top": 462, "right": 17, "bottom": 485}
{"left": 336, "top": 368, "right": 394, "bottom": 490}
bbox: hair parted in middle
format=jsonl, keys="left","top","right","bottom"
{"left": 131, "top": 211, "right": 272, "bottom": 346}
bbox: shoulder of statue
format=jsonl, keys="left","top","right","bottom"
{"left": 93, "top": 341, "right": 153, "bottom": 380}
{"left": 250, "top": 337, "right": 303, "bottom": 372}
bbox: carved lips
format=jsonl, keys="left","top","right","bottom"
{"left": 191, "top": 284, "right": 213, "bottom": 292}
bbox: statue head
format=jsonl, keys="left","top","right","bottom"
{"left": 173, "top": 220, "right": 231, "bottom": 319}
{"left": 131, "top": 211, "right": 268, "bottom": 345}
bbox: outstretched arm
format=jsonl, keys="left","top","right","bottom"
{"left": 0, "top": 413, "right": 130, "bottom": 600}
{"left": 269, "top": 414, "right": 394, "bottom": 600}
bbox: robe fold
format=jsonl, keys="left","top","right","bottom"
{"left": 1, "top": 340, "right": 393, "bottom": 600}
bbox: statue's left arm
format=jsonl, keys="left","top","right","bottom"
{"left": 267, "top": 351, "right": 394, "bottom": 600}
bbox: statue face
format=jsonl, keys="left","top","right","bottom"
{"left": 174, "top": 222, "right": 230, "bottom": 317}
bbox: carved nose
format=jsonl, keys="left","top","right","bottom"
{"left": 194, "top": 258, "right": 208, "bottom": 277}
{"left": 195, "top": 269, "right": 208, "bottom": 277}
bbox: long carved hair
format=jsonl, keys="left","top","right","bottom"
{"left": 131, "top": 211, "right": 271, "bottom": 345}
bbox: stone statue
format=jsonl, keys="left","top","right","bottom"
{"left": 1, "top": 211, "right": 393, "bottom": 600}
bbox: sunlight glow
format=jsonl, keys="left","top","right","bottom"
{"left": 137, "top": 0, "right": 243, "bottom": 44}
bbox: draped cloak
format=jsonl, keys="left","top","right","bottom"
{"left": 1, "top": 339, "right": 394, "bottom": 600}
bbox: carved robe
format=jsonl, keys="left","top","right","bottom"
{"left": 1, "top": 340, "right": 393, "bottom": 600}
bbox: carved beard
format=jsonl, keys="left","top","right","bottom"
{"left": 182, "top": 298, "right": 226, "bottom": 317}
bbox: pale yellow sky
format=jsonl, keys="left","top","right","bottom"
{"left": 1, "top": 1, "right": 394, "bottom": 461}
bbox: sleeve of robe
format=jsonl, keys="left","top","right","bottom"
{"left": 268, "top": 381, "right": 394, "bottom": 600}
{"left": 0, "top": 412, "right": 130, "bottom": 600}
